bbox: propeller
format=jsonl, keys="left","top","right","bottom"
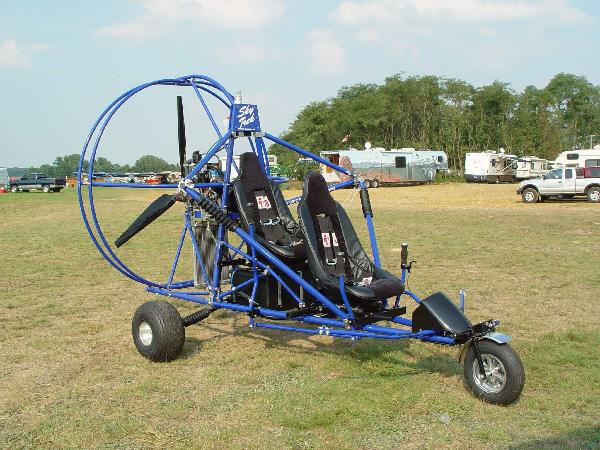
{"left": 115, "top": 194, "right": 176, "bottom": 247}
{"left": 177, "top": 95, "right": 187, "bottom": 177}
{"left": 114, "top": 96, "right": 187, "bottom": 247}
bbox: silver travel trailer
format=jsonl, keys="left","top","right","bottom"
{"left": 0, "top": 168, "right": 8, "bottom": 188}
{"left": 464, "top": 151, "right": 517, "bottom": 183}
{"left": 319, "top": 148, "right": 448, "bottom": 187}
{"left": 515, "top": 156, "right": 551, "bottom": 180}
{"left": 552, "top": 146, "right": 600, "bottom": 169}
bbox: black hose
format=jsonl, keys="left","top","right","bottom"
{"left": 182, "top": 307, "right": 215, "bottom": 327}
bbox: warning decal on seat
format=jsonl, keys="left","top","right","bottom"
{"left": 256, "top": 195, "right": 272, "bottom": 210}
{"left": 322, "top": 233, "right": 331, "bottom": 247}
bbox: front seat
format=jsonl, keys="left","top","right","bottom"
{"left": 232, "top": 152, "right": 305, "bottom": 266}
{"left": 297, "top": 171, "right": 403, "bottom": 305}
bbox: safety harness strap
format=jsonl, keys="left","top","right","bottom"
{"left": 316, "top": 214, "right": 346, "bottom": 277}
{"left": 253, "top": 190, "right": 295, "bottom": 246}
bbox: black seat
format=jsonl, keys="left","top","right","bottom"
{"left": 297, "top": 171, "right": 403, "bottom": 305}
{"left": 232, "top": 152, "right": 305, "bottom": 265}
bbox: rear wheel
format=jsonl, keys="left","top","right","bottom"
{"left": 521, "top": 188, "right": 539, "bottom": 203}
{"left": 587, "top": 187, "right": 600, "bottom": 202}
{"left": 42, "top": 185, "right": 50, "bottom": 193}
{"left": 10, "top": 185, "right": 18, "bottom": 193}
{"left": 371, "top": 179, "right": 380, "bottom": 188}
{"left": 463, "top": 340, "right": 525, "bottom": 405}
{"left": 132, "top": 300, "right": 185, "bottom": 362}
{"left": 364, "top": 179, "right": 371, "bottom": 188}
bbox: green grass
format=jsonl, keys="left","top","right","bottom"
{"left": 0, "top": 185, "right": 599, "bottom": 449}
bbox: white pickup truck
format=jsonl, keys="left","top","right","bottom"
{"left": 517, "top": 167, "right": 600, "bottom": 203}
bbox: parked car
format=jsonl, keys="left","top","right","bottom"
{"left": 9, "top": 173, "right": 66, "bottom": 193}
{"left": 517, "top": 167, "right": 600, "bottom": 203}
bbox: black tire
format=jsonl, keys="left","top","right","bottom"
{"left": 10, "top": 185, "right": 18, "bottom": 193}
{"left": 42, "top": 185, "right": 50, "bottom": 193}
{"left": 132, "top": 300, "right": 185, "bottom": 362}
{"left": 464, "top": 340, "right": 525, "bottom": 405}
{"left": 521, "top": 188, "right": 539, "bottom": 203}
{"left": 371, "top": 179, "right": 380, "bottom": 188}
{"left": 587, "top": 186, "right": 600, "bottom": 203}
{"left": 364, "top": 179, "right": 371, "bottom": 188}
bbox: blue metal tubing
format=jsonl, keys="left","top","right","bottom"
{"left": 190, "top": 79, "right": 223, "bottom": 138}
{"left": 185, "top": 131, "right": 232, "bottom": 180}
{"left": 79, "top": 76, "right": 231, "bottom": 287}
{"left": 253, "top": 321, "right": 452, "bottom": 342}
{"left": 338, "top": 276, "right": 354, "bottom": 321}
{"left": 285, "top": 179, "right": 356, "bottom": 205}
{"left": 89, "top": 182, "right": 225, "bottom": 189}
{"left": 404, "top": 289, "right": 422, "bottom": 304}
{"left": 167, "top": 224, "right": 187, "bottom": 287}
{"left": 255, "top": 137, "right": 270, "bottom": 176}
{"left": 358, "top": 180, "right": 381, "bottom": 268}
{"left": 209, "top": 137, "right": 235, "bottom": 294}
{"left": 249, "top": 224, "right": 259, "bottom": 305}
{"left": 264, "top": 133, "right": 352, "bottom": 176}
{"left": 217, "top": 272, "right": 267, "bottom": 300}
{"left": 147, "top": 286, "right": 290, "bottom": 319}
{"left": 221, "top": 241, "right": 305, "bottom": 307}
{"left": 185, "top": 213, "right": 210, "bottom": 286}
{"left": 177, "top": 188, "right": 347, "bottom": 318}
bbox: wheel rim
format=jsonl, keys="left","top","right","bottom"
{"left": 524, "top": 191, "right": 534, "bottom": 202}
{"left": 139, "top": 322, "right": 153, "bottom": 346}
{"left": 590, "top": 190, "right": 600, "bottom": 201}
{"left": 472, "top": 354, "right": 506, "bottom": 394}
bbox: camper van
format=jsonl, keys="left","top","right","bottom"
{"left": 320, "top": 147, "right": 448, "bottom": 187}
{"left": 464, "top": 151, "right": 517, "bottom": 183}
{"left": 515, "top": 156, "right": 551, "bottom": 180}
{"left": 552, "top": 146, "right": 600, "bottom": 169}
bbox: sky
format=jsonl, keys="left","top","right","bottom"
{"left": 1, "top": 0, "right": 599, "bottom": 167}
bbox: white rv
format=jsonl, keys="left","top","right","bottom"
{"left": 515, "top": 156, "right": 551, "bottom": 180}
{"left": 552, "top": 146, "right": 600, "bottom": 169}
{"left": 0, "top": 168, "right": 8, "bottom": 188}
{"left": 320, "top": 148, "right": 448, "bottom": 187}
{"left": 464, "top": 151, "right": 517, "bottom": 183}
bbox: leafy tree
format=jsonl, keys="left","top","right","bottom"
{"left": 269, "top": 72, "right": 600, "bottom": 174}
{"left": 132, "top": 155, "right": 177, "bottom": 173}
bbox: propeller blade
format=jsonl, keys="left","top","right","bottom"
{"left": 115, "top": 194, "right": 176, "bottom": 247}
{"left": 177, "top": 95, "right": 186, "bottom": 176}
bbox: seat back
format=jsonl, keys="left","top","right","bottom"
{"left": 232, "top": 152, "right": 304, "bottom": 261}
{"left": 297, "top": 171, "right": 375, "bottom": 291}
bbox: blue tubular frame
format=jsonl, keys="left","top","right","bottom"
{"left": 78, "top": 73, "right": 460, "bottom": 347}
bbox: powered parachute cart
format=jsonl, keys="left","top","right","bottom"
{"left": 78, "top": 75, "right": 524, "bottom": 405}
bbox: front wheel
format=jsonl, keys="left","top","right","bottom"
{"left": 463, "top": 340, "right": 525, "bottom": 405}
{"left": 521, "top": 188, "right": 539, "bottom": 203}
{"left": 132, "top": 300, "right": 185, "bottom": 362}
{"left": 587, "top": 187, "right": 600, "bottom": 202}
{"left": 10, "top": 185, "right": 18, "bottom": 193}
{"left": 371, "top": 179, "right": 380, "bottom": 188}
{"left": 42, "top": 185, "right": 50, "bottom": 193}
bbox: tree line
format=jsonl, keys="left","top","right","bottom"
{"left": 270, "top": 72, "right": 600, "bottom": 173}
{"left": 10, "top": 154, "right": 178, "bottom": 177}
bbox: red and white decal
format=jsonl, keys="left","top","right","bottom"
{"left": 256, "top": 195, "right": 271, "bottom": 210}
{"left": 361, "top": 277, "right": 372, "bottom": 285}
{"left": 321, "top": 233, "right": 331, "bottom": 248}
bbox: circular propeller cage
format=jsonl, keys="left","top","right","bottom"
{"left": 78, "top": 75, "right": 235, "bottom": 288}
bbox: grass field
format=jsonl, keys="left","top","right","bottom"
{"left": 1, "top": 183, "right": 599, "bottom": 449}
